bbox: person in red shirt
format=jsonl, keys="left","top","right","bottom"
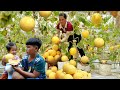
{"left": 56, "top": 12, "right": 85, "bottom": 59}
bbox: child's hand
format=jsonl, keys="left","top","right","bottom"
{"left": 2, "top": 56, "right": 6, "bottom": 62}
{"left": 2, "top": 56, "right": 7, "bottom": 66}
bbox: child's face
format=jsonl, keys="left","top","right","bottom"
{"left": 26, "top": 45, "right": 38, "bottom": 55}
{"left": 10, "top": 46, "right": 17, "bottom": 55}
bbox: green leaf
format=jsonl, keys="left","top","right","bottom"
{"left": 0, "top": 34, "right": 5, "bottom": 44}
{"left": 103, "top": 16, "right": 111, "bottom": 24}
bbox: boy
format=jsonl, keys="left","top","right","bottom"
{"left": 12, "top": 38, "right": 46, "bottom": 79}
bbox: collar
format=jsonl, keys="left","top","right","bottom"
{"left": 59, "top": 21, "right": 67, "bottom": 29}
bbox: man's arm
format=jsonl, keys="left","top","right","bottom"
{"left": 61, "top": 31, "right": 72, "bottom": 42}
{"left": 13, "top": 67, "right": 40, "bottom": 78}
{"left": 13, "top": 58, "right": 45, "bottom": 78}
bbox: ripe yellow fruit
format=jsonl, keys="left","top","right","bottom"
{"left": 91, "top": 13, "right": 102, "bottom": 26}
{"left": 101, "top": 60, "right": 107, "bottom": 64}
{"left": 94, "top": 38, "right": 104, "bottom": 48}
{"left": 48, "top": 72, "right": 56, "bottom": 79}
{"left": 52, "top": 44, "right": 59, "bottom": 51}
{"left": 59, "top": 72, "right": 66, "bottom": 79}
{"left": 63, "top": 63, "right": 70, "bottom": 72}
{"left": 65, "top": 64, "right": 77, "bottom": 75}
{"left": 88, "top": 47, "right": 93, "bottom": 52}
{"left": 46, "top": 70, "right": 52, "bottom": 77}
{"left": 39, "top": 11, "right": 52, "bottom": 18}
{"left": 47, "top": 49, "right": 53, "bottom": 54}
{"left": 69, "top": 47, "right": 77, "bottom": 56}
{"left": 8, "top": 59, "right": 20, "bottom": 65}
{"left": 64, "top": 74, "right": 73, "bottom": 79}
{"left": 54, "top": 54, "right": 61, "bottom": 61}
{"left": 87, "top": 73, "right": 91, "bottom": 79}
{"left": 55, "top": 70, "right": 63, "bottom": 79}
{"left": 52, "top": 36, "right": 60, "bottom": 44}
{"left": 81, "top": 30, "right": 89, "bottom": 38}
{"left": 47, "top": 56, "right": 55, "bottom": 63}
{"left": 61, "top": 55, "right": 69, "bottom": 62}
{"left": 69, "top": 60, "right": 76, "bottom": 66}
{"left": 73, "top": 72, "right": 83, "bottom": 79}
{"left": 75, "top": 70, "right": 82, "bottom": 73}
{"left": 51, "top": 66, "right": 57, "bottom": 72}
{"left": 49, "top": 50, "right": 56, "bottom": 57}
{"left": 81, "top": 56, "right": 89, "bottom": 64}
{"left": 43, "top": 52, "right": 49, "bottom": 59}
{"left": 81, "top": 71, "right": 88, "bottom": 79}
{"left": 20, "top": 16, "right": 35, "bottom": 32}
{"left": 5, "top": 53, "right": 14, "bottom": 63}
{"left": 56, "top": 51, "right": 61, "bottom": 55}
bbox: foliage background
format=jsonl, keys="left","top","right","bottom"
{"left": 0, "top": 11, "right": 120, "bottom": 64}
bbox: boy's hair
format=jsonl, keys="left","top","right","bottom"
{"left": 59, "top": 13, "right": 67, "bottom": 19}
{"left": 26, "top": 38, "right": 42, "bottom": 49}
{"left": 6, "top": 42, "right": 16, "bottom": 52}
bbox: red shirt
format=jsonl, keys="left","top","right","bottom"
{"left": 56, "top": 21, "right": 73, "bottom": 33}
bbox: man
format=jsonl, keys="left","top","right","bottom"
{"left": 56, "top": 12, "right": 85, "bottom": 59}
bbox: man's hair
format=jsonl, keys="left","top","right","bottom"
{"left": 26, "top": 38, "right": 42, "bottom": 49}
{"left": 6, "top": 42, "right": 16, "bottom": 52}
{"left": 59, "top": 13, "right": 67, "bottom": 19}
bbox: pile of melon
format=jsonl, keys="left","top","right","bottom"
{"left": 43, "top": 36, "right": 62, "bottom": 65}
{"left": 46, "top": 61, "right": 91, "bottom": 79}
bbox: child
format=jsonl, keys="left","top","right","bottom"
{"left": 12, "top": 38, "right": 46, "bottom": 79}
{"left": 0, "top": 42, "right": 20, "bottom": 79}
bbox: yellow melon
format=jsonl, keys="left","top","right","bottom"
{"left": 20, "top": 16, "right": 35, "bottom": 32}
{"left": 46, "top": 70, "right": 52, "bottom": 77}
{"left": 69, "top": 47, "right": 77, "bottom": 56}
{"left": 101, "top": 60, "right": 107, "bottom": 64}
{"left": 51, "top": 66, "right": 57, "bottom": 72}
{"left": 54, "top": 54, "right": 61, "bottom": 61}
{"left": 69, "top": 60, "right": 76, "bottom": 66}
{"left": 73, "top": 72, "right": 83, "bottom": 79}
{"left": 94, "top": 38, "right": 104, "bottom": 48}
{"left": 5, "top": 53, "right": 14, "bottom": 63}
{"left": 55, "top": 70, "right": 63, "bottom": 79}
{"left": 52, "top": 36, "right": 60, "bottom": 44}
{"left": 49, "top": 49, "right": 56, "bottom": 57}
{"left": 39, "top": 11, "right": 52, "bottom": 18}
{"left": 81, "top": 56, "right": 89, "bottom": 64}
{"left": 59, "top": 72, "right": 66, "bottom": 79}
{"left": 52, "top": 44, "right": 59, "bottom": 51}
{"left": 81, "top": 30, "right": 89, "bottom": 38}
{"left": 47, "top": 49, "right": 53, "bottom": 54}
{"left": 91, "top": 13, "right": 102, "bottom": 26}
{"left": 63, "top": 63, "right": 70, "bottom": 72}
{"left": 81, "top": 71, "right": 88, "bottom": 79}
{"left": 61, "top": 55, "right": 69, "bottom": 62}
{"left": 64, "top": 74, "right": 73, "bottom": 79}
{"left": 48, "top": 72, "right": 56, "bottom": 79}
{"left": 56, "top": 51, "right": 61, "bottom": 55}
{"left": 75, "top": 69, "right": 82, "bottom": 73}
{"left": 47, "top": 56, "right": 55, "bottom": 63}
{"left": 43, "top": 52, "right": 49, "bottom": 59}
{"left": 87, "top": 73, "right": 91, "bottom": 79}
{"left": 65, "top": 64, "right": 77, "bottom": 75}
